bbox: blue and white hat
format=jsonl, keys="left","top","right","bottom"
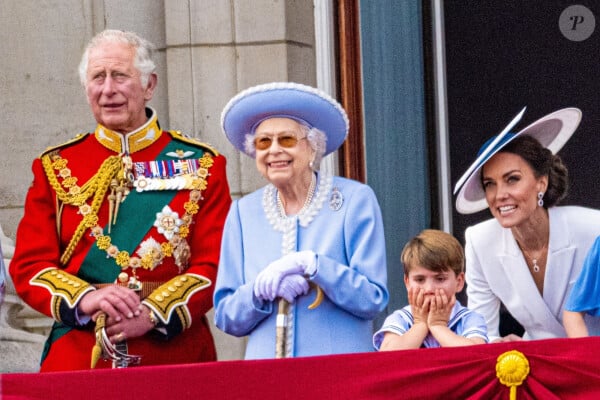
{"left": 220, "top": 82, "right": 349, "bottom": 157}
{"left": 454, "top": 107, "right": 582, "bottom": 214}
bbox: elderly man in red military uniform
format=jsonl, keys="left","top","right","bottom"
{"left": 10, "top": 29, "right": 231, "bottom": 371}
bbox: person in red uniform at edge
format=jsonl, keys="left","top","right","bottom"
{"left": 9, "top": 29, "right": 231, "bottom": 371}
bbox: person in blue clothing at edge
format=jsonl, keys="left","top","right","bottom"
{"left": 563, "top": 235, "right": 600, "bottom": 336}
{"left": 214, "top": 82, "right": 389, "bottom": 359}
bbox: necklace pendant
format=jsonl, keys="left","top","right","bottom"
{"left": 532, "top": 259, "right": 540, "bottom": 273}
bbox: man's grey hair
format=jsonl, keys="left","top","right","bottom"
{"left": 78, "top": 29, "right": 156, "bottom": 87}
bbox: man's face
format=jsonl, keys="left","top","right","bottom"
{"left": 85, "top": 41, "right": 156, "bottom": 133}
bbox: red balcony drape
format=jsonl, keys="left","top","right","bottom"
{"left": 2, "top": 337, "right": 599, "bottom": 399}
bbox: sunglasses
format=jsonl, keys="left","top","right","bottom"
{"left": 253, "top": 134, "right": 307, "bottom": 150}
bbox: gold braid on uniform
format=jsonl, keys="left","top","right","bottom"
{"left": 42, "top": 152, "right": 121, "bottom": 206}
{"left": 42, "top": 153, "right": 123, "bottom": 266}
{"left": 142, "top": 273, "right": 211, "bottom": 327}
{"left": 30, "top": 267, "right": 95, "bottom": 321}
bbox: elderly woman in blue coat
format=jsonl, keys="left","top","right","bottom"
{"left": 214, "top": 82, "right": 388, "bottom": 359}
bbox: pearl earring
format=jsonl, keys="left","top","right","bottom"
{"left": 537, "top": 192, "right": 544, "bottom": 207}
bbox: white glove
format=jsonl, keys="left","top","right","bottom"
{"left": 276, "top": 274, "right": 309, "bottom": 303}
{"left": 253, "top": 250, "right": 317, "bottom": 301}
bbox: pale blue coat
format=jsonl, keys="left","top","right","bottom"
{"left": 214, "top": 175, "right": 388, "bottom": 359}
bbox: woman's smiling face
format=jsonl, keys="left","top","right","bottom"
{"left": 253, "top": 117, "right": 314, "bottom": 189}
{"left": 481, "top": 151, "right": 548, "bottom": 228}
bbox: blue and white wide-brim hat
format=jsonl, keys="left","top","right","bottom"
{"left": 220, "top": 82, "right": 349, "bottom": 157}
{"left": 454, "top": 107, "right": 582, "bottom": 214}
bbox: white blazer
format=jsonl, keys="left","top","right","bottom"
{"left": 465, "top": 206, "right": 600, "bottom": 341}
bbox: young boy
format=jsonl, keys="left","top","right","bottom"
{"left": 373, "top": 229, "right": 488, "bottom": 350}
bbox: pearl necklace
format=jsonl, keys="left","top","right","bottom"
{"left": 263, "top": 173, "right": 332, "bottom": 232}
{"left": 276, "top": 173, "right": 316, "bottom": 217}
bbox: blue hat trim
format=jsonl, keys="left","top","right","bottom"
{"left": 453, "top": 107, "right": 526, "bottom": 197}
{"left": 477, "top": 133, "right": 517, "bottom": 157}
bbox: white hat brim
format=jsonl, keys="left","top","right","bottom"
{"left": 454, "top": 107, "right": 582, "bottom": 214}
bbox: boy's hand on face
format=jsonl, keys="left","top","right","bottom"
{"left": 408, "top": 287, "right": 430, "bottom": 326}
{"left": 427, "top": 289, "right": 455, "bottom": 327}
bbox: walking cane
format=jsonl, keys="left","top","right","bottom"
{"left": 275, "top": 298, "right": 289, "bottom": 359}
{"left": 274, "top": 283, "right": 324, "bottom": 358}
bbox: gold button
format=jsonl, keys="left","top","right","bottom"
{"left": 155, "top": 295, "right": 164, "bottom": 302}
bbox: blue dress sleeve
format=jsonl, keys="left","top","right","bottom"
{"left": 565, "top": 236, "right": 600, "bottom": 316}
{"left": 213, "top": 201, "right": 273, "bottom": 336}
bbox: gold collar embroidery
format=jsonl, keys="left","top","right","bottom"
{"left": 95, "top": 108, "right": 162, "bottom": 154}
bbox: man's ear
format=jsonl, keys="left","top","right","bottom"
{"left": 143, "top": 73, "right": 158, "bottom": 101}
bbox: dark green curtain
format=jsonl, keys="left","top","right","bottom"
{"left": 360, "top": 1, "right": 429, "bottom": 321}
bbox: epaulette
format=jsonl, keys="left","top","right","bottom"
{"left": 168, "top": 130, "right": 220, "bottom": 156}
{"left": 38, "top": 133, "right": 89, "bottom": 158}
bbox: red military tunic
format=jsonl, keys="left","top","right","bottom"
{"left": 10, "top": 109, "right": 231, "bottom": 371}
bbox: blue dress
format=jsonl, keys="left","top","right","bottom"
{"left": 565, "top": 236, "right": 600, "bottom": 319}
{"left": 373, "top": 301, "right": 489, "bottom": 349}
{"left": 214, "top": 173, "right": 389, "bottom": 359}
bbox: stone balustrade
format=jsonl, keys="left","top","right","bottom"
{"left": 0, "top": 225, "right": 53, "bottom": 373}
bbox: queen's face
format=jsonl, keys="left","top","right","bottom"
{"left": 253, "top": 118, "right": 314, "bottom": 190}
{"left": 481, "top": 151, "right": 548, "bottom": 228}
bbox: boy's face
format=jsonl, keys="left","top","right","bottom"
{"left": 404, "top": 264, "right": 464, "bottom": 298}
